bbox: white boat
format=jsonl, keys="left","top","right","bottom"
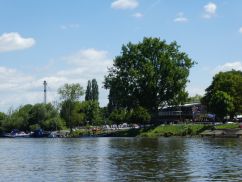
{"left": 14, "top": 132, "right": 30, "bottom": 137}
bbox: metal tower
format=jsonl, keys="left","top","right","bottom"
{"left": 43, "top": 80, "right": 47, "bottom": 104}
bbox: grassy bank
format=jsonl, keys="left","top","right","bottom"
{"left": 67, "top": 123, "right": 241, "bottom": 138}
{"left": 214, "top": 123, "right": 239, "bottom": 130}
{"left": 139, "top": 124, "right": 211, "bottom": 137}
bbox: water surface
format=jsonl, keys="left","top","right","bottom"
{"left": 0, "top": 137, "right": 241, "bottom": 181}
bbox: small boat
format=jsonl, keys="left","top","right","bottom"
{"left": 2, "top": 129, "right": 30, "bottom": 138}
{"left": 15, "top": 131, "right": 30, "bottom": 137}
{"left": 30, "top": 129, "right": 50, "bottom": 138}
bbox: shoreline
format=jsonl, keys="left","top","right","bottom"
{"left": 1, "top": 124, "right": 242, "bottom": 139}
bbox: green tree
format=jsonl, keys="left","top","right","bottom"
{"left": 202, "top": 70, "right": 242, "bottom": 118}
{"left": 85, "top": 79, "right": 99, "bottom": 101}
{"left": 0, "top": 112, "right": 7, "bottom": 134}
{"left": 104, "top": 37, "right": 195, "bottom": 116}
{"left": 130, "top": 106, "right": 151, "bottom": 125}
{"left": 209, "top": 91, "right": 234, "bottom": 121}
{"left": 85, "top": 80, "right": 92, "bottom": 101}
{"left": 79, "top": 100, "right": 102, "bottom": 126}
{"left": 71, "top": 101, "right": 86, "bottom": 126}
{"left": 28, "top": 104, "right": 47, "bottom": 126}
{"left": 58, "top": 83, "right": 84, "bottom": 132}
{"left": 91, "top": 79, "right": 99, "bottom": 101}
{"left": 109, "top": 108, "right": 128, "bottom": 125}
{"left": 186, "top": 94, "right": 203, "bottom": 103}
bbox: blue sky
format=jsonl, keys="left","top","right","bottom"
{"left": 0, "top": 0, "right": 242, "bottom": 112}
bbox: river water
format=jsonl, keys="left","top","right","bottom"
{"left": 0, "top": 137, "right": 241, "bottom": 181}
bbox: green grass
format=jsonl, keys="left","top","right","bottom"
{"left": 139, "top": 124, "right": 211, "bottom": 137}
{"left": 68, "top": 129, "right": 90, "bottom": 137}
{"left": 107, "top": 128, "right": 145, "bottom": 137}
{"left": 67, "top": 124, "right": 225, "bottom": 138}
{"left": 214, "top": 123, "right": 239, "bottom": 130}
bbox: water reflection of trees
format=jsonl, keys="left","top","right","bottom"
{"left": 109, "top": 137, "right": 192, "bottom": 181}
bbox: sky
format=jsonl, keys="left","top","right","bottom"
{"left": 0, "top": 0, "right": 242, "bottom": 112}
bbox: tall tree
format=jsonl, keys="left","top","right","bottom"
{"left": 85, "top": 79, "right": 99, "bottom": 101}
{"left": 104, "top": 37, "right": 195, "bottom": 115}
{"left": 79, "top": 100, "right": 102, "bottom": 126}
{"left": 202, "top": 70, "right": 242, "bottom": 119}
{"left": 58, "top": 83, "right": 84, "bottom": 132}
{"left": 91, "top": 79, "right": 99, "bottom": 101}
{"left": 85, "top": 80, "right": 92, "bottom": 101}
{"left": 209, "top": 91, "right": 234, "bottom": 121}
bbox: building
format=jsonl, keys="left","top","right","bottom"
{"left": 158, "top": 103, "right": 208, "bottom": 123}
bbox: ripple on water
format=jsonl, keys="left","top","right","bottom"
{"left": 0, "top": 137, "right": 241, "bottom": 181}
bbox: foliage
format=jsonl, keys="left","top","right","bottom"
{"left": 91, "top": 79, "right": 99, "bottom": 101}
{"left": 109, "top": 108, "right": 128, "bottom": 125}
{"left": 186, "top": 94, "right": 203, "bottom": 103}
{"left": 214, "top": 123, "right": 239, "bottom": 130}
{"left": 0, "top": 112, "right": 6, "bottom": 134}
{"left": 100, "top": 107, "right": 111, "bottom": 125}
{"left": 0, "top": 112, "right": 6, "bottom": 120}
{"left": 58, "top": 83, "right": 84, "bottom": 132}
{"left": 85, "top": 80, "right": 92, "bottom": 101}
{"left": 209, "top": 91, "right": 234, "bottom": 121}
{"left": 79, "top": 100, "right": 102, "bottom": 126}
{"left": 130, "top": 106, "right": 151, "bottom": 125}
{"left": 71, "top": 101, "right": 85, "bottom": 126}
{"left": 202, "top": 70, "right": 242, "bottom": 118}
{"left": 0, "top": 103, "right": 65, "bottom": 132}
{"left": 85, "top": 79, "right": 99, "bottom": 101}
{"left": 58, "top": 83, "right": 84, "bottom": 101}
{"left": 140, "top": 124, "right": 209, "bottom": 137}
{"left": 67, "top": 129, "right": 90, "bottom": 138}
{"left": 41, "top": 117, "right": 65, "bottom": 131}
{"left": 104, "top": 37, "right": 195, "bottom": 115}
{"left": 29, "top": 124, "right": 41, "bottom": 131}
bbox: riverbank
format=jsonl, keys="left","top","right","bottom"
{"left": 109, "top": 123, "right": 241, "bottom": 138}
{"left": 70, "top": 123, "right": 241, "bottom": 138}
{"left": 1, "top": 123, "right": 241, "bottom": 138}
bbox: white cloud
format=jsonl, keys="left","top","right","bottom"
{"left": 203, "top": 2, "right": 217, "bottom": 19}
{"left": 0, "top": 32, "right": 35, "bottom": 52}
{"left": 111, "top": 0, "right": 139, "bottom": 10}
{"left": 60, "top": 24, "right": 80, "bottom": 30}
{"left": 213, "top": 61, "right": 242, "bottom": 73}
{"left": 133, "top": 12, "right": 143, "bottom": 18}
{"left": 0, "top": 49, "right": 113, "bottom": 112}
{"left": 187, "top": 86, "right": 205, "bottom": 97}
{"left": 239, "top": 27, "right": 242, "bottom": 34}
{"left": 174, "top": 12, "right": 188, "bottom": 23}
{"left": 65, "top": 48, "right": 112, "bottom": 67}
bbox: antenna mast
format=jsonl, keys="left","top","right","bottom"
{"left": 43, "top": 80, "right": 47, "bottom": 104}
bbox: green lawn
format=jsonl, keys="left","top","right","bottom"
{"left": 214, "top": 123, "right": 239, "bottom": 130}
{"left": 139, "top": 124, "right": 211, "bottom": 137}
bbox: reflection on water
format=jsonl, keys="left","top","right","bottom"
{"left": 0, "top": 137, "right": 241, "bottom": 181}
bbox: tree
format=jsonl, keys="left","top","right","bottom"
{"left": 186, "top": 94, "right": 203, "bottom": 103}
{"left": 202, "top": 70, "right": 242, "bottom": 119}
{"left": 85, "top": 79, "right": 99, "bottom": 101}
{"left": 208, "top": 91, "right": 234, "bottom": 121}
{"left": 91, "top": 79, "right": 99, "bottom": 101}
{"left": 109, "top": 108, "right": 128, "bottom": 125}
{"left": 104, "top": 37, "right": 195, "bottom": 116}
{"left": 58, "top": 83, "right": 84, "bottom": 132}
{"left": 79, "top": 100, "right": 102, "bottom": 126}
{"left": 130, "top": 106, "right": 151, "bottom": 125}
{"left": 85, "top": 80, "right": 92, "bottom": 101}
{"left": 0, "top": 112, "right": 7, "bottom": 134}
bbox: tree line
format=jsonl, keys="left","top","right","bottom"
{"left": 0, "top": 37, "right": 241, "bottom": 134}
